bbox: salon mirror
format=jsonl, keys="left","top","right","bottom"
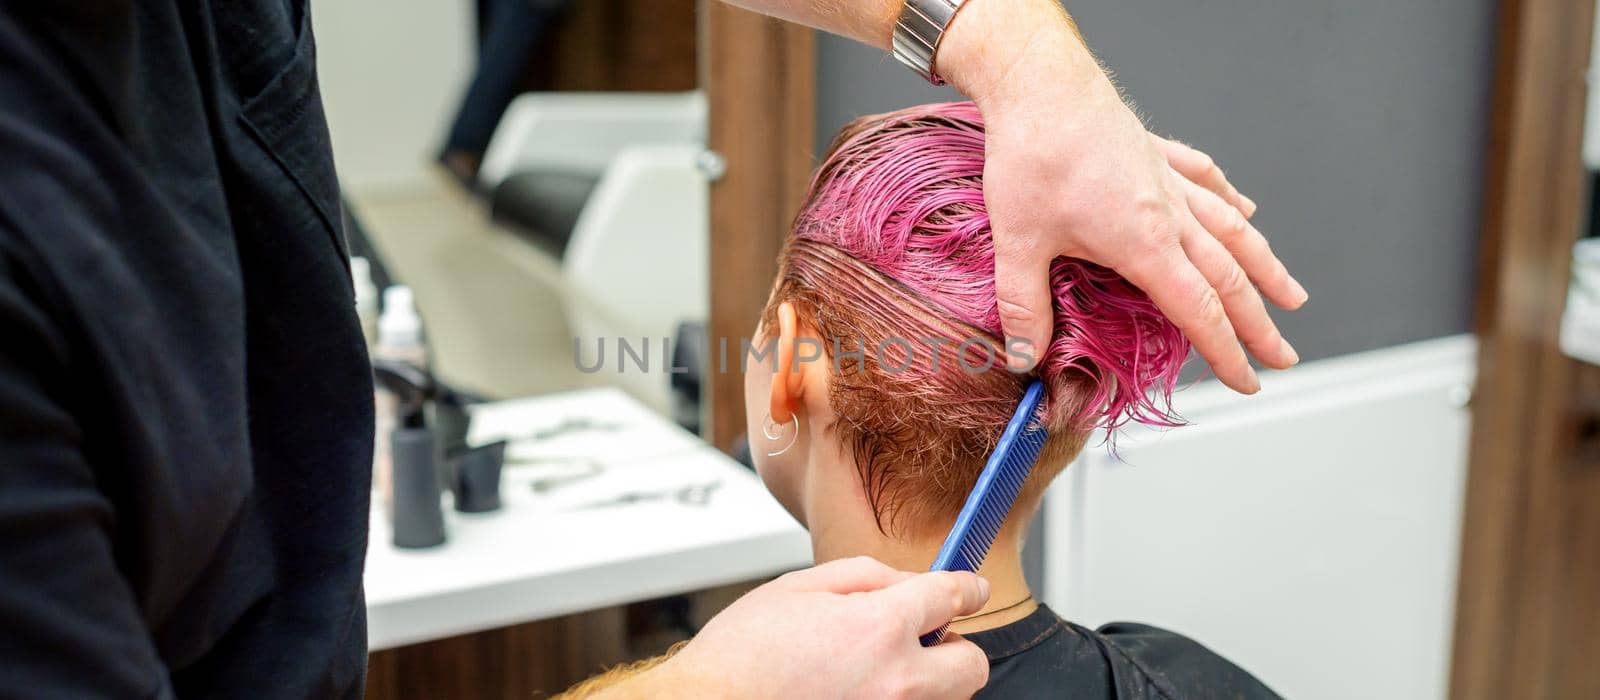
{"left": 312, "top": 0, "right": 703, "bottom": 425}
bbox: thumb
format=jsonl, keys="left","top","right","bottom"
{"left": 871, "top": 571, "right": 990, "bottom": 637}
{"left": 992, "top": 237, "right": 1053, "bottom": 372}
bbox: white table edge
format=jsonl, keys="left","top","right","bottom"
{"left": 367, "top": 528, "right": 811, "bottom": 650}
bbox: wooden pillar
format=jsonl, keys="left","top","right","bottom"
{"left": 1450, "top": 0, "right": 1600, "bottom": 697}
{"left": 702, "top": 2, "right": 815, "bottom": 450}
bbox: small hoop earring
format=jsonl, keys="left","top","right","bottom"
{"left": 763, "top": 412, "right": 801, "bottom": 457}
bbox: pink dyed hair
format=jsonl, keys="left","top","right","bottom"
{"left": 763, "top": 101, "right": 1188, "bottom": 534}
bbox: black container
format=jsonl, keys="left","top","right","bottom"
{"left": 451, "top": 440, "right": 507, "bottom": 513}
{"left": 391, "top": 425, "right": 446, "bottom": 548}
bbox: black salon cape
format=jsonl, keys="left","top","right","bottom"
{"left": 966, "top": 605, "right": 1282, "bottom": 699}
{"left": 0, "top": 2, "right": 372, "bottom": 698}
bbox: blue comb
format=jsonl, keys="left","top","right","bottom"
{"left": 919, "top": 379, "right": 1049, "bottom": 647}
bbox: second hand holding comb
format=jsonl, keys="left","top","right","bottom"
{"left": 920, "top": 379, "right": 1050, "bottom": 647}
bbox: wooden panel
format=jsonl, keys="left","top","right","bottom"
{"left": 1451, "top": 0, "right": 1600, "bottom": 698}
{"left": 703, "top": 3, "right": 816, "bottom": 450}
{"left": 363, "top": 582, "right": 766, "bottom": 698}
{"left": 365, "top": 607, "right": 628, "bottom": 700}
{"left": 523, "top": 0, "right": 700, "bottom": 92}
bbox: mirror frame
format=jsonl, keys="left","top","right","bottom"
{"left": 702, "top": 2, "right": 816, "bottom": 451}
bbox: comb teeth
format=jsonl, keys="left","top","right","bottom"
{"left": 951, "top": 424, "right": 1044, "bottom": 570}
{"left": 920, "top": 381, "right": 1049, "bottom": 647}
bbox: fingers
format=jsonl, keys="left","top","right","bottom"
{"left": 991, "top": 235, "right": 1054, "bottom": 371}
{"left": 910, "top": 633, "right": 990, "bottom": 698}
{"left": 871, "top": 571, "right": 990, "bottom": 637}
{"left": 1183, "top": 180, "right": 1308, "bottom": 312}
{"left": 1176, "top": 211, "right": 1297, "bottom": 371}
{"left": 1120, "top": 238, "right": 1259, "bottom": 393}
{"left": 1153, "top": 134, "right": 1258, "bottom": 218}
{"left": 776, "top": 556, "right": 916, "bottom": 595}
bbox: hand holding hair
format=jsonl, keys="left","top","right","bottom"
{"left": 722, "top": 0, "right": 1307, "bottom": 393}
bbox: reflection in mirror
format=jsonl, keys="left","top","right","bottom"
{"left": 312, "top": 0, "right": 703, "bottom": 426}
{"left": 1565, "top": 8, "right": 1600, "bottom": 365}
{"left": 315, "top": 7, "right": 735, "bottom": 690}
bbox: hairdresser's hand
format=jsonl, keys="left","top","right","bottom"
{"left": 630, "top": 557, "right": 991, "bottom": 698}
{"left": 939, "top": 0, "right": 1308, "bottom": 392}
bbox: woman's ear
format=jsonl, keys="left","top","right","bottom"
{"left": 769, "top": 301, "right": 810, "bottom": 424}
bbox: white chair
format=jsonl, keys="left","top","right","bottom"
{"left": 479, "top": 91, "right": 707, "bottom": 189}
{"left": 478, "top": 92, "right": 710, "bottom": 413}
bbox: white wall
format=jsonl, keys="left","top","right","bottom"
{"left": 1044, "top": 336, "right": 1475, "bottom": 700}
{"left": 312, "top": 0, "right": 475, "bottom": 192}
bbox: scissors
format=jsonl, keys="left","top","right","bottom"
{"left": 572, "top": 480, "right": 721, "bottom": 510}
{"left": 523, "top": 459, "right": 606, "bottom": 494}
{"left": 524, "top": 417, "right": 622, "bottom": 442}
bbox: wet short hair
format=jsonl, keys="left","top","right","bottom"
{"left": 761, "top": 101, "right": 1188, "bottom": 536}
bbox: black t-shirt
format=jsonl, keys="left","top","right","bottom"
{"left": 0, "top": 2, "right": 370, "bottom": 698}
{"left": 965, "top": 605, "right": 1282, "bottom": 699}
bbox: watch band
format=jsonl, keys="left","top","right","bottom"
{"left": 891, "top": 0, "right": 968, "bottom": 85}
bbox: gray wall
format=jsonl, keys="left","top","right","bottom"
{"left": 815, "top": 0, "right": 1498, "bottom": 363}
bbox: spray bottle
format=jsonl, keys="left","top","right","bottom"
{"left": 374, "top": 285, "right": 427, "bottom": 520}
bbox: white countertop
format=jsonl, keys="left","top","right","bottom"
{"left": 364, "top": 388, "right": 812, "bottom": 650}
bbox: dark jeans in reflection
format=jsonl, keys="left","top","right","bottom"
{"left": 442, "top": 0, "right": 571, "bottom": 160}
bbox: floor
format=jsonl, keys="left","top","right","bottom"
{"left": 348, "top": 177, "right": 598, "bottom": 401}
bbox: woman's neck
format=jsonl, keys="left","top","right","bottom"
{"left": 808, "top": 515, "right": 1037, "bottom": 634}
{"left": 801, "top": 454, "right": 1040, "bottom": 633}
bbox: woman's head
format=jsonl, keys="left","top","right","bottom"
{"left": 745, "top": 102, "right": 1189, "bottom": 541}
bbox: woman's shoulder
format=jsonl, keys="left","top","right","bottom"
{"left": 1081, "top": 620, "right": 1283, "bottom": 699}
{"left": 971, "top": 606, "right": 1282, "bottom": 699}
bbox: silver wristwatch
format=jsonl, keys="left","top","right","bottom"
{"left": 891, "top": 0, "right": 968, "bottom": 85}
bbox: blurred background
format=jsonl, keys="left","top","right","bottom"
{"left": 315, "top": 1, "right": 1598, "bottom": 698}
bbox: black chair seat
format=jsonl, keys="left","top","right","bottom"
{"left": 488, "top": 170, "right": 600, "bottom": 257}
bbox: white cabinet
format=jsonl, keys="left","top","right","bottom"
{"left": 1043, "top": 336, "right": 1474, "bottom": 700}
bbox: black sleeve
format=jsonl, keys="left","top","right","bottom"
{"left": 1098, "top": 622, "right": 1284, "bottom": 700}
{"left": 0, "top": 251, "right": 174, "bottom": 698}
